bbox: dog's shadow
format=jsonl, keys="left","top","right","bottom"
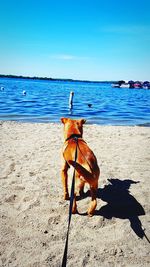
{"left": 80, "top": 178, "right": 149, "bottom": 241}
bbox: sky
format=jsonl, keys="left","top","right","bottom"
{"left": 0, "top": 0, "right": 150, "bottom": 81}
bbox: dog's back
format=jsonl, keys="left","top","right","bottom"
{"left": 63, "top": 137, "right": 100, "bottom": 183}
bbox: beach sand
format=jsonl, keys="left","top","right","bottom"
{"left": 0, "top": 121, "right": 150, "bottom": 267}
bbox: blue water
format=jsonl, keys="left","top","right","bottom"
{"left": 0, "top": 77, "right": 150, "bottom": 126}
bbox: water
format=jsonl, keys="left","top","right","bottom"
{"left": 0, "top": 77, "right": 150, "bottom": 126}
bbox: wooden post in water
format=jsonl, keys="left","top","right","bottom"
{"left": 69, "top": 91, "right": 74, "bottom": 109}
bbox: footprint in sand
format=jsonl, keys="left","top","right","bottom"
{"left": 1, "top": 162, "right": 16, "bottom": 179}
{"left": 9, "top": 162, "right": 15, "bottom": 172}
{"left": 28, "top": 199, "right": 40, "bottom": 209}
{"left": 14, "top": 185, "right": 25, "bottom": 190}
{"left": 19, "top": 196, "right": 40, "bottom": 211}
{"left": 5, "top": 194, "right": 17, "bottom": 203}
{"left": 29, "top": 171, "right": 36, "bottom": 176}
{"left": 48, "top": 215, "right": 61, "bottom": 225}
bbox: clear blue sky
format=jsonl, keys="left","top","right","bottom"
{"left": 0, "top": 0, "right": 150, "bottom": 81}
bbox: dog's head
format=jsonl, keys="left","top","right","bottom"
{"left": 61, "top": 118, "right": 86, "bottom": 140}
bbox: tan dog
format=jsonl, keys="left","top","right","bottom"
{"left": 61, "top": 118, "right": 100, "bottom": 216}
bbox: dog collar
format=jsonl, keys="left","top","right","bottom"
{"left": 65, "top": 134, "right": 82, "bottom": 142}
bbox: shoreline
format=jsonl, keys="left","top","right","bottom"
{"left": 0, "top": 121, "right": 150, "bottom": 267}
{"left": 0, "top": 119, "right": 150, "bottom": 128}
{"left": 0, "top": 74, "right": 113, "bottom": 84}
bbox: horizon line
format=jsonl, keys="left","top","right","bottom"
{"left": 0, "top": 74, "right": 118, "bottom": 83}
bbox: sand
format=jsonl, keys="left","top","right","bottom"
{"left": 0, "top": 121, "right": 150, "bottom": 267}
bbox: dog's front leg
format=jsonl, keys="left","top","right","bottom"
{"left": 61, "top": 160, "right": 70, "bottom": 200}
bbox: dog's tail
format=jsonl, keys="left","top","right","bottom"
{"left": 68, "top": 160, "right": 94, "bottom": 184}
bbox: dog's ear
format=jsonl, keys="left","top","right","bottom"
{"left": 61, "top": 118, "right": 68, "bottom": 124}
{"left": 80, "top": 119, "right": 86, "bottom": 125}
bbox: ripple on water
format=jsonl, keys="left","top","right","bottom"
{"left": 0, "top": 78, "right": 150, "bottom": 126}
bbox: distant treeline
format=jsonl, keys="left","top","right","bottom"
{"left": 0, "top": 74, "right": 113, "bottom": 84}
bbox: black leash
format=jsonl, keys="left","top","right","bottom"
{"left": 61, "top": 137, "right": 78, "bottom": 267}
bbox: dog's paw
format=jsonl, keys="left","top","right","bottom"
{"left": 87, "top": 211, "right": 94, "bottom": 217}
{"left": 64, "top": 193, "right": 69, "bottom": 200}
{"left": 72, "top": 207, "right": 78, "bottom": 214}
{"left": 87, "top": 207, "right": 95, "bottom": 217}
{"left": 87, "top": 200, "right": 97, "bottom": 217}
{"left": 72, "top": 200, "right": 77, "bottom": 214}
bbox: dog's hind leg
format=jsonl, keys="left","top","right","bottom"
{"left": 75, "top": 173, "right": 85, "bottom": 197}
{"left": 87, "top": 181, "right": 98, "bottom": 216}
{"left": 72, "top": 193, "right": 77, "bottom": 214}
{"left": 78, "top": 179, "right": 85, "bottom": 197}
{"left": 61, "top": 161, "right": 70, "bottom": 200}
